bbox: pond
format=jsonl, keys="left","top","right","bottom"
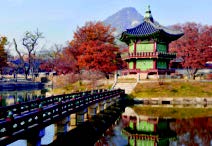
{"left": 96, "top": 106, "right": 212, "bottom": 146}
{"left": 0, "top": 89, "right": 46, "bottom": 107}
{"left": 5, "top": 103, "right": 212, "bottom": 146}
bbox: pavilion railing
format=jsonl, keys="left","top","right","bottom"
{"left": 125, "top": 52, "right": 176, "bottom": 59}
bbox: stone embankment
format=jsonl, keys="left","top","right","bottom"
{"left": 134, "top": 97, "right": 212, "bottom": 107}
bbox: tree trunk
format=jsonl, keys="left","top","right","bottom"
{"left": 186, "top": 68, "right": 198, "bottom": 80}
{"left": 24, "top": 69, "right": 28, "bottom": 80}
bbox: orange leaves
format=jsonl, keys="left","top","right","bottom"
{"left": 55, "top": 47, "right": 77, "bottom": 74}
{"left": 170, "top": 23, "right": 212, "bottom": 69}
{"left": 71, "top": 21, "right": 115, "bottom": 50}
{"left": 77, "top": 22, "right": 114, "bottom": 42}
{"left": 77, "top": 40, "right": 119, "bottom": 76}
{"left": 57, "top": 21, "right": 125, "bottom": 77}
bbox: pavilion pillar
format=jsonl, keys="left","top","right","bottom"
{"left": 27, "top": 129, "right": 45, "bottom": 146}
{"left": 134, "top": 41, "right": 137, "bottom": 54}
{"left": 133, "top": 61, "right": 136, "bottom": 69}
{"left": 154, "top": 60, "right": 157, "bottom": 69}
{"left": 154, "top": 42, "right": 157, "bottom": 52}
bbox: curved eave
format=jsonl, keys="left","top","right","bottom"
{"left": 120, "top": 30, "right": 183, "bottom": 44}
{"left": 159, "top": 30, "right": 184, "bottom": 42}
{"left": 120, "top": 31, "right": 160, "bottom": 44}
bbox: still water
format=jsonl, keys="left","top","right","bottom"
{"left": 96, "top": 107, "right": 212, "bottom": 146}
{"left": 0, "top": 89, "right": 46, "bottom": 106}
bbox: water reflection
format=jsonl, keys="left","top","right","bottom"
{"left": 97, "top": 107, "right": 212, "bottom": 146}
{"left": 0, "top": 89, "right": 46, "bottom": 106}
{"left": 171, "top": 117, "right": 212, "bottom": 146}
{"left": 41, "top": 124, "right": 55, "bottom": 145}
{"left": 4, "top": 104, "right": 212, "bottom": 146}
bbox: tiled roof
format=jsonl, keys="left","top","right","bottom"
{"left": 124, "top": 20, "right": 183, "bottom": 37}
{"left": 120, "top": 6, "right": 184, "bottom": 43}
{"left": 125, "top": 21, "right": 159, "bottom": 36}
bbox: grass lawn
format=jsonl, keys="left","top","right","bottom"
{"left": 132, "top": 106, "right": 212, "bottom": 118}
{"left": 49, "top": 81, "right": 112, "bottom": 95}
{"left": 131, "top": 80, "right": 212, "bottom": 98}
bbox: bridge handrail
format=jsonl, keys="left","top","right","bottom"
{"left": 0, "top": 89, "right": 107, "bottom": 120}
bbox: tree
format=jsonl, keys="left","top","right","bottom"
{"left": 64, "top": 21, "right": 116, "bottom": 69}
{"left": 39, "top": 44, "right": 62, "bottom": 72}
{"left": 61, "top": 21, "right": 125, "bottom": 79}
{"left": 170, "top": 23, "right": 212, "bottom": 79}
{"left": 171, "top": 117, "right": 212, "bottom": 146}
{"left": 55, "top": 47, "right": 77, "bottom": 74}
{"left": 77, "top": 40, "right": 123, "bottom": 78}
{"left": 13, "top": 29, "right": 43, "bottom": 79}
{"left": 0, "top": 36, "right": 8, "bottom": 75}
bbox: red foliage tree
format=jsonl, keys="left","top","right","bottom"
{"left": 77, "top": 40, "right": 123, "bottom": 78}
{"left": 55, "top": 48, "right": 77, "bottom": 74}
{"left": 170, "top": 117, "right": 212, "bottom": 146}
{"left": 66, "top": 21, "right": 115, "bottom": 62}
{"left": 71, "top": 21, "right": 115, "bottom": 48}
{"left": 59, "top": 21, "right": 125, "bottom": 78}
{"left": 170, "top": 23, "right": 212, "bottom": 79}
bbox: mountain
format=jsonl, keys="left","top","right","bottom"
{"left": 104, "top": 7, "right": 144, "bottom": 36}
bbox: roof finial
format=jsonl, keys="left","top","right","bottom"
{"left": 147, "top": 5, "right": 150, "bottom": 11}
{"left": 144, "top": 5, "right": 154, "bottom": 22}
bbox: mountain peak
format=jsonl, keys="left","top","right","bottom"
{"left": 104, "top": 7, "right": 144, "bottom": 35}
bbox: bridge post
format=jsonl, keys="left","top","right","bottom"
{"left": 76, "top": 108, "right": 87, "bottom": 125}
{"left": 54, "top": 116, "right": 70, "bottom": 137}
{"left": 97, "top": 100, "right": 106, "bottom": 113}
{"left": 88, "top": 103, "right": 98, "bottom": 118}
{"left": 105, "top": 98, "right": 113, "bottom": 108}
{"left": 70, "top": 114, "right": 77, "bottom": 129}
{"left": 112, "top": 94, "right": 120, "bottom": 105}
{"left": 26, "top": 128, "right": 45, "bottom": 146}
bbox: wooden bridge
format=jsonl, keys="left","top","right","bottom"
{"left": 0, "top": 89, "right": 125, "bottom": 146}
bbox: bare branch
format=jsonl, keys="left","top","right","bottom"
{"left": 13, "top": 38, "right": 24, "bottom": 63}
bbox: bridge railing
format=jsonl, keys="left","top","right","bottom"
{"left": 0, "top": 89, "right": 125, "bottom": 142}
{"left": 0, "top": 89, "right": 105, "bottom": 120}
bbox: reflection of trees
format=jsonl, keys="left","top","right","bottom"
{"left": 170, "top": 117, "right": 212, "bottom": 146}
{"left": 0, "top": 90, "right": 43, "bottom": 106}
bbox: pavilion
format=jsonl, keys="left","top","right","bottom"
{"left": 120, "top": 6, "right": 183, "bottom": 77}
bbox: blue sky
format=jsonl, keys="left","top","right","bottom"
{"left": 1, "top": 0, "right": 212, "bottom": 53}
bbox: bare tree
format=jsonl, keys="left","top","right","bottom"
{"left": 13, "top": 29, "right": 43, "bottom": 80}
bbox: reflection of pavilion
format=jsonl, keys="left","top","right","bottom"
{"left": 121, "top": 107, "right": 176, "bottom": 146}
